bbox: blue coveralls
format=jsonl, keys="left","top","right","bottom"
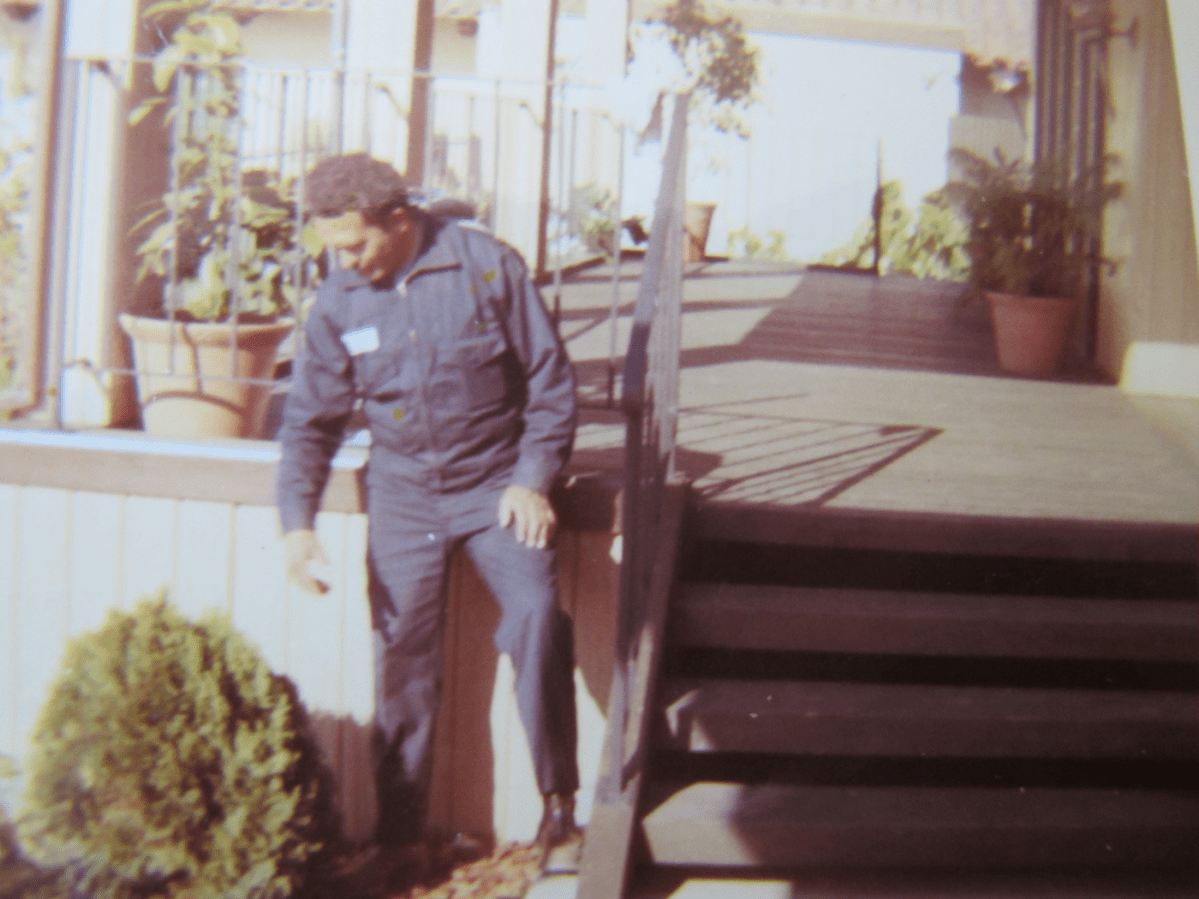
{"left": 276, "top": 213, "right": 579, "bottom": 843}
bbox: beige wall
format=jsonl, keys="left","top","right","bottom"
{"left": 1167, "top": 0, "right": 1199, "bottom": 272}
{"left": 240, "top": 11, "right": 334, "bottom": 68}
{"left": 1099, "top": 0, "right": 1199, "bottom": 382}
{"left": 0, "top": 432, "right": 620, "bottom": 845}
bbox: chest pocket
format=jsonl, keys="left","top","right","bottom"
{"left": 450, "top": 327, "right": 510, "bottom": 408}
{"left": 349, "top": 346, "right": 402, "bottom": 398}
{"left": 344, "top": 311, "right": 409, "bottom": 399}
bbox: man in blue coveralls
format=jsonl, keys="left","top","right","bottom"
{"left": 276, "top": 153, "right": 580, "bottom": 865}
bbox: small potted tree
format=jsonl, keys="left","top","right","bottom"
{"left": 121, "top": 0, "right": 302, "bottom": 438}
{"left": 947, "top": 147, "right": 1123, "bottom": 377}
{"left": 633, "top": 0, "right": 759, "bottom": 261}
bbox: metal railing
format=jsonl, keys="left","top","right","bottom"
{"left": 40, "top": 56, "right": 624, "bottom": 428}
{"left": 599, "top": 91, "right": 687, "bottom": 802}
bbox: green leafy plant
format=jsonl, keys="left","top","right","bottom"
{"left": 727, "top": 225, "right": 788, "bottom": 262}
{"left": 17, "top": 593, "right": 334, "bottom": 899}
{"left": 944, "top": 147, "right": 1123, "bottom": 302}
{"left": 568, "top": 183, "right": 618, "bottom": 255}
{"left": 819, "top": 180, "right": 971, "bottom": 280}
{"left": 0, "top": 141, "right": 29, "bottom": 392}
{"left": 3, "top": 753, "right": 59, "bottom": 899}
{"left": 1, "top": 16, "right": 36, "bottom": 395}
{"left": 1, "top": 753, "right": 16, "bottom": 866}
{"left": 129, "top": 0, "right": 302, "bottom": 322}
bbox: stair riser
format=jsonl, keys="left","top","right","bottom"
{"left": 657, "top": 717, "right": 1199, "bottom": 759}
{"left": 657, "top": 679, "right": 1199, "bottom": 759}
{"left": 641, "top": 824, "right": 1199, "bottom": 868}
{"left": 673, "top": 584, "right": 1199, "bottom": 663}
{"left": 641, "top": 784, "right": 1199, "bottom": 870}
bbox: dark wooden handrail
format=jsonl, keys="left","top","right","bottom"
{"left": 578, "top": 91, "right": 689, "bottom": 899}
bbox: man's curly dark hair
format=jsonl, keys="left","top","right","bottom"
{"left": 304, "top": 153, "right": 410, "bottom": 221}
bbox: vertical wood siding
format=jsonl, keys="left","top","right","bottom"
{"left": 0, "top": 484, "right": 619, "bottom": 845}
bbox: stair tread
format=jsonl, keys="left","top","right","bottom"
{"left": 628, "top": 868, "right": 1199, "bottom": 899}
{"left": 657, "top": 678, "right": 1199, "bottom": 758}
{"left": 640, "top": 782, "right": 1199, "bottom": 868}
{"left": 645, "top": 782, "right": 1199, "bottom": 830}
{"left": 673, "top": 583, "right": 1199, "bottom": 661}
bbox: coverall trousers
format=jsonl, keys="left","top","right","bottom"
{"left": 366, "top": 480, "right": 579, "bottom": 845}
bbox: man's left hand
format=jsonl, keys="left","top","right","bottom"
{"left": 498, "top": 485, "right": 557, "bottom": 549}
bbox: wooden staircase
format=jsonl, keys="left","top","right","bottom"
{"left": 579, "top": 497, "right": 1199, "bottom": 898}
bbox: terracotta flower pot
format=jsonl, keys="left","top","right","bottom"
{"left": 984, "top": 291, "right": 1079, "bottom": 378}
{"left": 118, "top": 313, "right": 293, "bottom": 438}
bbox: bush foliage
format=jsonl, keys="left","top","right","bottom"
{"left": 819, "top": 180, "right": 971, "bottom": 281}
{"left": 943, "top": 147, "right": 1122, "bottom": 302}
{"left": 18, "top": 594, "right": 333, "bottom": 899}
{"left": 726, "top": 226, "right": 788, "bottom": 262}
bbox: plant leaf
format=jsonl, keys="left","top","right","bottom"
{"left": 128, "top": 96, "right": 167, "bottom": 127}
{"left": 152, "top": 44, "right": 187, "bottom": 92}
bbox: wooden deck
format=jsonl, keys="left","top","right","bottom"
{"left": 558, "top": 260, "right": 1199, "bottom": 560}
{"left": 563, "top": 260, "right": 1199, "bottom": 899}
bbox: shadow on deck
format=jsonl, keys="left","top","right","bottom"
{"left": 561, "top": 260, "right": 1199, "bottom": 562}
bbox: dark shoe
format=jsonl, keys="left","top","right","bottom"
{"left": 332, "top": 841, "right": 431, "bottom": 898}
{"left": 536, "top": 793, "right": 584, "bottom": 875}
{"left": 374, "top": 779, "right": 425, "bottom": 847}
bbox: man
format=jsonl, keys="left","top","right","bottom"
{"left": 276, "top": 153, "right": 580, "bottom": 864}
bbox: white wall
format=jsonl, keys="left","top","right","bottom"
{"left": 1166, "top": 0, "right": 1199, "bottom": 272}
{"left": 56, "top": 0, "right": 142, "bottom": 427}
{"left": 692, "top": 33, "right": 962, "bottom": 262}
{"left": 0, "top": 435, "right": 620, "bottom": 845}
{"left": 560, "top": 22, "right": 963, "bottom": 263}
{"left": 240, "top": 11, "right": 334, "bottom": 68}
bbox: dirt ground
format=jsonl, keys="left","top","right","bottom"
{"left": 316, "top": 836, "right": 545, "bottom": 899}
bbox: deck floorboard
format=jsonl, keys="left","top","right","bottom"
{"left": 560, "top": 262, "right": 1199, "bottom": 559}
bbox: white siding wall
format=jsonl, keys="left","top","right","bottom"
{"left": 0, "top": 477, "right": 617, "bottom": 845}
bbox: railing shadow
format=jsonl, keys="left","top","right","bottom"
{"left": 682, "top": 410, "right": 943, "bottom": 508}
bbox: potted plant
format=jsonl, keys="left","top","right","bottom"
{"left": 947, "top": 147, "right": 1123, "bottom": 377}
{"left": 633, "top": 0, "right": 759, "bottom": 261}
{"left": 121, "top": 0, "right": 302, "bottom": 438}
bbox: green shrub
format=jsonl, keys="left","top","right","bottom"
{"left": 17, "top": 594, "right": 333, "bottom": 899}
{"left": 819, "top": 179, "right": 970, "bottom": 281}
{"left": 1, "top": 754, "right": 16, "bottom": 874}
{"left": 726, "top": 226, "right": 788, "bottom": 262}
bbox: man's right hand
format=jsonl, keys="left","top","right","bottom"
{"left": 285, "top": 529, "right": 330, "bottom": 595}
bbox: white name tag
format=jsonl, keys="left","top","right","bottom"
{"left": 341, "top": 326, "right": 380, "bottom": 355}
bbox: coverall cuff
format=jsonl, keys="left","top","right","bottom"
{"left": 509, "top": 456, "right": 559, "bottom": 497}
{"left": 278, "top": 503, "right": 317, "bottom": 534}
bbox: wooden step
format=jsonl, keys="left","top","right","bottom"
{"left": 640, "top": 782, "right": 1199, "bottom": 869}
{"left": 672, "top": 583, "right": 1199, "bottom": 662}
{"left": 628, "top": 868, "right": 1199, "bottom": 899}
{"left": 685, "top": 504, "right": 1199, "bottom": 564}
{"left": 656, "top": 678, "right": 1199, "bottom": 759}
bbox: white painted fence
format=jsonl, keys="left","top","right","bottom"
{"left": 0, "top": 430, "right": 620, "bottom": 845}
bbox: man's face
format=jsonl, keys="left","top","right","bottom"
{"left": 312, "top": 208, "right": 413, "bottom": 284}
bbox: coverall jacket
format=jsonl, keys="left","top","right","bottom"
{"left": 276, "top": 213, "right": 579, "bottom": 843}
